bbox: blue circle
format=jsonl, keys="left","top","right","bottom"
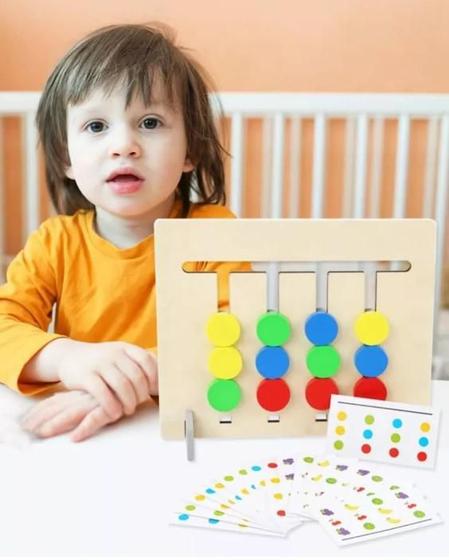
{"left": 255, "top": 346, "right": 290, "bottom": 379}
{"left": 363, "top": 429, "right": 373, "bottom": 439}
{"left": 304, "top": 311, "right": 339, "bottom": 345}
{"left": 205, "top": 488, "right": 216, "bottom": 494}
{"left": 208, "top": 518, "right": 220, "bottom": 524}
{"left": 179, "top": 514, "right": 189, "bottom": 521}
{"left": 354, "top": 345, "right": 388, "bottom": 377}
{"left": 392, "top": 418, "right": 402, "bottom": 429}
{"left": 251, "top": 465, "right": 261, "bottom": 471}
{"left": 419, "top": 437, "right": 429, "bottom": 447}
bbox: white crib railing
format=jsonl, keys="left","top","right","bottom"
{"left": 1, "top": 92, "right": 449, "bottom": 358}
{"left": 213, "top": 93, "right": 449, "bottom": 317}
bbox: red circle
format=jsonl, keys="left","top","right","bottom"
{"left": 417, "top": 452, "right": 427, "bottom": 462}
{"left": 353, "top": 377, "right": 387, "bottom": 400}
{"left": 389, "top": 448, "right": 399, "bottom": 458}
{"left": 361, "top": 444, "right": 371, "bottom": 454}
{"left": 305, "top": 377, "right": 339, "bottom": 410}
{"left": 256, "top": 379, "right": 291, "bottom": 411}
{"left": 267, "top": 462, "right": 278, "bottom": 469}
{"left": 277, "top": 510, "right": 286, "bottom": 517}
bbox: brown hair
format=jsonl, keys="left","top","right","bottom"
{"left": 36, "top": 23, "right": 227, "bottom": 217}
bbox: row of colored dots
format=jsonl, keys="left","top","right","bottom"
{"left": 206, "top": 309, "right": 392, "bottom": 413}
{"left": 206, "top": 312, "right": 243, "bottom": 412}
{"left": 334, "top": 412, "right": 431, "bottom": 462}
{"left": 304, "top": 311, "right": 341, "bottom": 411}
{"left": 353, "top": 311, "right": 389, "bottom": 402}
{"left": 255, "top": 311, "right": 292, "bottom": 411}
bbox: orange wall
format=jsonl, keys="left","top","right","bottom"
{"left": 1, "top": 0, "right": 449, "bottom": 260}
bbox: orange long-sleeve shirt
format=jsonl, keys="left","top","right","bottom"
{"left": 0, "top": 200, "right": 240, "bottom": 396}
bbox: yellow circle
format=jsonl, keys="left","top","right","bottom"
{"left": 336, "top": 426, "right": 346, "bottom": 435}
{"left": 270, "top": 477, "right": 281, "bottom": 484}
{"left": 195, "top": 494, "right": 206, "bottom": 501}
{"left": 337, "top": 411, "right": 347, "bottom": 421}
{"left": 206, "top": 312, "right": 241, "bottom": 346}
{"left": 420, "top": 422, "right": 431, "bottom": 432}
{"left": 354, "top": 311, "right": 390, "bottom": 345}
{"left": 273, "top": 493, "right": 283, "bottom": 500}
{"left": 207, "top": 347, "right": 243, "bottom": 379}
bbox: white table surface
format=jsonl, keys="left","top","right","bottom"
{"left": 0, "top": 381, "right": 447, "bottom": 558}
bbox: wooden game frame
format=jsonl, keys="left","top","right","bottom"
{"left": 155, "top": 219, "right": 436, "bottom": 440}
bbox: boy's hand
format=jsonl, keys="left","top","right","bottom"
{"left": 20, "top": 390, "right": 126, "bottom": 442}
{"left": 56, "top": 342, "right": 158, "bottom": 421}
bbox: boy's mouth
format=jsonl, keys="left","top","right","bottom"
{"left": 106, "top": 169, "right": 144, "bottom": 194}
{"left": 110, "top": 173, "right": 140, "bottom": 182}
{"left": 107, "top": 174, "right": 143, "bottom": 194}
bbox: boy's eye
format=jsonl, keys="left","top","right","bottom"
{"left": 141, "top": 117, "right": 161, "bottom": 130}
{"left": 86, "top": 121, "right": 105, "bottom": 133}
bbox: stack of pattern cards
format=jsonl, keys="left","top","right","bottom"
{"left": 326, "top": 394, "right": 440, "bottom": 468}
{"left": 171, "top": 454, "right": 442, "bottom": 545}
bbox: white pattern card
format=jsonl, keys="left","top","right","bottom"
{"left": 326, "top": 395, "right": 440, "bottom": 469}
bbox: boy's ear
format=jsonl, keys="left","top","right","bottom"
{"left": 183, "top": 157, "right": 194, "bottom": 173}
{"left": 65, "top": 164, "right": 75, "bottom": 180}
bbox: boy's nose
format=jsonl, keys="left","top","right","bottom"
{"left": 109, "top": 131, "right": 142, "bottom": 158}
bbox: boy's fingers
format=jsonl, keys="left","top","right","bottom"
{"left": 100, "top": 366, "right": 138, "bottom": 415}
{"left": 20, "top": 392, "right": 76, "bottom": 426}
{"left": 115, "top": 357, "right": 150, "bottom": 405}
{"left": 21, "top": 398, "right": 69, "bottom": 432}
{"left": 22, "top": 392, "right": 96, "bottom": 434}
{"left": 123, "top": 346, "right": 158, "bottom": 394}
{"left": 37, "top": 400, "right": 98, "bottom": 438}
{"left": 70, "top": 406, "right": 113, "bottom": 442}
{"left": 84, "top": 375, "right": 123, "bottom": 419}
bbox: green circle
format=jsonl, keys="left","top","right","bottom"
{"left": 306, "top": 345, "right": 341, "bottom": 378}
{"left": 334, "top": 440, "right": 344, "bottom": 450}
{"left": 391, "top": 433, "right": 401, "bottom": 443}
{"left": 256, "top": 312, "right": 292, "bottom": 346}
{"left": 372, "top": 498, "right": 383, "bottom": 505}
{"left": 186, "top": 504, "right": 196, "bottom": 511}
{"left": 207, "top": 379, "right": 242, "bottom": 412}
{"left": 372, "top": 475, "right": 383, "bottom": 482}
{"left": 414, "top": 510, "right": 425, "bottom": 518}
{"left": 364, "top": 522, "right": 375, "bottom": 530}
{"left": 224, "top": 475, "right": 234, "bottom": 481}
{"left": 365, "top": 415, "right": 375, "bottom": 425}
{"left": 326, "top": 478, "right": 337, "bottom": 484}
{"left": 303, "top": 456, "right": 314, "bottom": 463}
{"left": 239, "top": 469, "right": 248, "bottom": 475}
{"left": 213, "top": 510, "right": 225, "bottom": 516}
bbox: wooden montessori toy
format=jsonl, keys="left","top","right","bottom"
{"left": 154, "top": 219, "right": 436, "bottom": 458}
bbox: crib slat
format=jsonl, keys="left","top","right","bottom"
{"left": 230, "top": 112, "right": 245, "bottom": 217}
{"left": 288, "top": 117, "right": 301, "bottom": 218}
{"left": 311, "top": 114, "right": 326, "bottom": 218}
{"left": 434, "top": 115, "right": 449, "bottom": 318}
{"left": 423, "top": 116, "right": 439, "bottom": 218}
{"left": 353, "top": 114, "right": 368, "bottom": 218}
{"left": 369, "top": 117, "right": 384, "bottom": 218}
{"left": 271, "top": 113, "right": 285, "bottom": 218}
{"left": 23, "top": 111, "right": 39, "bottom": 239}
{"left": 343, "top": 117, "right": 355, "bottom": 218}
{"left": 393, "top": 115, "right": 410, "bottom": 218}
{"left": 262, "top": 117, "right": 272, "bottom": 218}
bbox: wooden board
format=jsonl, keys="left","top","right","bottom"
{"left": 155, "top": 219, "right": 436, "bottom": 439}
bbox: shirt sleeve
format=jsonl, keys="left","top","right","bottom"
{"left": 0, "top": 222, "right": 67, "bottom": 395}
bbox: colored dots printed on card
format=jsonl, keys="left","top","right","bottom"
{"left": 325, "top": 394, "right": 440, "bottom": 469}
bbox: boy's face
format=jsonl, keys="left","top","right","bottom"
{"left": 65, "top": 78, "right": 193, "bottom": 219}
